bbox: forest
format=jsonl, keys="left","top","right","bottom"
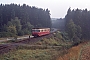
{"left": 65, "top": 8, "right": 90, "bottom": 39}
{"left": 0, "top": 3, "right": 51, "bottom": 37}
{"left": 0, "top": 3, "right": 90, "bottom": 40}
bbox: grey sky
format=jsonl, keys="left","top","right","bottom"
{"left": 0, "top": 0, "right": 90, "bottom": 18}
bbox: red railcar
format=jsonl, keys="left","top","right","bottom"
{"left": 32, "top": 28, "right": 50, "bottom": 37}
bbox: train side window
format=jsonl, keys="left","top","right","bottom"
{"left": 37, "top": 30, "right": 40, "bottom": 32}
{"left": 45, "top": 30, "right": 46, "bottom": 32}
{"left": 32, "top": 30, "right": 40, "bottom": 32}
{"left": 32, "top": 30, "right": 35, "bottom": 32}
{"left": 41, "top": 30, "right": 43, "bottom": 32}
{"left": 43, "top": 29, "right": 45, "bottom": 32}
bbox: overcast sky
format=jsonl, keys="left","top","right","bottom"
{"left": 0, "top": 0, "right": 90, "bottom": 18}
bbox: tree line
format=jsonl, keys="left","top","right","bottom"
{"left": 65, "top": 8, "right": 90, "bottom": 39}
{"left": 0, "top": 3, "right": 51, "bottom": 37}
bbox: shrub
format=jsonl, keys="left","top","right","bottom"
{"left": 0, "top": 32, "right": 14, "bottom": 37}
{"left": 18, "top": 30, "right": 24, "bottom": 36}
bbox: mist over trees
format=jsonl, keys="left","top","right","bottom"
{"left": 0, "top": 3, "right": 51, "bottom": 37}
{"left": 65, "top": 8, "right": 90, "bottom": 39}
{"left": 51, "top": 18, "right": 65, "bottom": 31}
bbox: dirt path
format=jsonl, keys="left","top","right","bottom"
{"left": 0, "top": 35, "right": 31, "bottom": 43}
{"left": 57, "top": 41, "right": 88, "bottom": 60}
{"left": 80, "top": 42, "right": 90, "bottom": 60}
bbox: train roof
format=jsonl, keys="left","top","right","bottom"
{"left": 32, "top": 28, "right": 50, "bottom": 29}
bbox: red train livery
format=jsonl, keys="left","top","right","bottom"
{"left": 32, "top": 28, "right": 50, "bottom": 37}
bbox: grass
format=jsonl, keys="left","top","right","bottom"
{"left": 35, "top": 37, "right": 71, "bottom": 47}
{"left": 57, "top": 44, "right": 82, "bottom": 60}
{"left": 0, "top": 31, "right": 75, "bottom": 60}
{"left": 35, "top": 38, "right": 60, "bottom": 46}
{"left": 0, "top": 38, "right": 72, "bottom": 60}
{"left": 57, "top": 40, "right": 90, "bottom": 60}
{"left": 0, "top": 39, "right": 72, "bottom": 60}
{"left": 0, "top": 49, "right": 60, "bottom": 60}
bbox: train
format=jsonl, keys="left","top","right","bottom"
{"left": 32, "top": 28, "right": 50, "bottom": 37}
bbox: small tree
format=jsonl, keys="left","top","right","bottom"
{"left": 67, "top": 20, "right": 77, "bottom": 40}
{"left": 67, "top": 19, "right": 82, "bottom": 40}
{"left": 7, "top": 17, "right": 22, "bottom": 36}
{"left": 76, "top": 25, "right": 82, "bottom": 39}
{"left": 22, "top": 22, "right": 34, "bottom": 35}
{"left": 7, "top": 26, "right": 17, "bottom": 36}
{"left": 10, "top": 17, "right": 21, "bottom": 33}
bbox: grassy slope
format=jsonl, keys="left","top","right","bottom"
{"left": 57, "top": 41, "right": 89, "bottom": 60}
{"left": 79, "top": 42, "right": 90, "bottom": 60}
{"left": 0, "top": 31, "right": 73, "bottom": 60}
{"left": 0, "top": 49, "right": 59, "bottom": 60}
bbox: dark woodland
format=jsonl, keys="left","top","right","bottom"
{"left": 65, "top": 8, "right": 90, "bottom": 39}
{"left": 0, "top": 4, "right": 51, "bottom": 37}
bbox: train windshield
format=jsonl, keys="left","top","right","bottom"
{"left": 32, "top": 30, "right": 40, "bottom": 32}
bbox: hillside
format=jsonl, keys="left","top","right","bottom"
{"left": 57, "top": 41, "right": 90, "bottom": 60}
{"left": 0, "top": 31, "right": 73, "bottom": 60}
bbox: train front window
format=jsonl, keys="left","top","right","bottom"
{"left": 32, "top": 30, "right": 40, "bottom": 32}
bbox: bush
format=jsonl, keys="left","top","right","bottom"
{"left": 0, "top": 32, "right": 15, "bottom": 37}
{"left": 53, "top": 31, "right": 63, "bottom": 39}
{"left": 22, "top": 29, "right": 30, "bottom": 35}
{"left": 18, "top": 30, "right": 24, "bottom": 36}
